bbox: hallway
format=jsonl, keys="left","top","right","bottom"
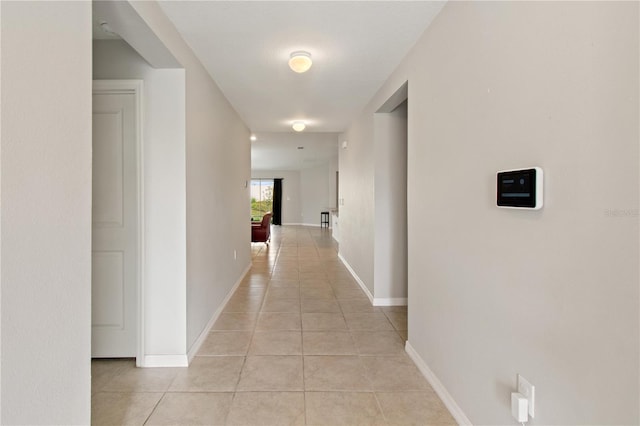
{"left": 91, "top": 225, "right": 454, "bottom": 425}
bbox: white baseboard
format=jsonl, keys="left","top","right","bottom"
{"left": 405, "top": 341, "right": 472, "bottom": 426}
{"left": 337, "top": 253, "right": 373, "bottom": 303}
{"left": 373, "top": 297, "right": 408, "bottom": 306}
{"left": 282, "top": 222, "right": 328, "bottom": 228}
{"left": 186, "top": 262, "right": 252, "bottom": 363}
{"left": 141, "top": 354, "right": 188, "bottom": 368}
{"left": 337, "top": 254, "right": 406, "bottom": 306}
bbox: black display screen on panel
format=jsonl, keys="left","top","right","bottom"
{"left": 497, "top": 168, "right": 537, "bottom": 208}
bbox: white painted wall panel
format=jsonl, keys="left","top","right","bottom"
{"left": 91, "top": 251, "right": 125, "bottom": 328}
{"left": 1, "top": 1, "right": 92, "bottom": 422}
{"left": 92, "top": 111, "right": 125, "bottom": 227}
{"left": 300, "top": 165, "right": 331, "bottom": 227}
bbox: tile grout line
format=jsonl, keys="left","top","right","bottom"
{"left": 227, "top": 237, "right": 279, "bottom": 422}
{"left": 142, "top": 391, "right": 167, "bottom": 425}
{"left": 298, "top": 248, "right": 309, "bottom": 426}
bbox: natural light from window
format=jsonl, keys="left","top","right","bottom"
{"left": 250, "top": 179, "right": 274, "bottom": 221}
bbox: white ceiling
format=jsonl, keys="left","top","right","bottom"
{"left": 152, "top": 1, "right": 445, "bottom": 170}
{"left": 159, "top": 1, "right": 444, "bottom": 133}
{"left": 251, "top": 132, "right": 339, "bottom": 171}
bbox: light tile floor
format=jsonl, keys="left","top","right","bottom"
{"left": 92, "top": 225, "right": 455, "bottom": 425}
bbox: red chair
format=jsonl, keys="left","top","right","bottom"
{"left": 251, "top": 212, "right": 272, "bottom": 244}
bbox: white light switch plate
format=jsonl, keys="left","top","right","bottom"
{"left": 517, "top": 374, "right": 535, "bottom": 418}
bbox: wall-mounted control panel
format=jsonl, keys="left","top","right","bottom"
{"left": 497, "top": 167, "right": 543, "bottom": 210}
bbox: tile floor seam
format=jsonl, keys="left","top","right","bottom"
{"left": 301, "top": 305, "right": 308, "bottom": 425}
{"left": 227, "top": 257, "right": 260, "bottom": 399}
{"left": 303, "top": 237, "right": 313, "bottom": 426}
{"left": 222, "top": 391, "right": 236, "bottom": 425}
{"left": 358, "top": 352, "right": 376, "bottom": 393}
{"left": 372, "top": 390, "right": 390, "bottom": 426}
{"left": 142, "top": 391, "right": 166, "bottom": 425}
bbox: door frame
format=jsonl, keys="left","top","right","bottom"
{"left": 92, "top": 79, "right": 145, "bottom": 366}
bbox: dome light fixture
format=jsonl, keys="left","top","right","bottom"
{"left": 250, "top": 135, "right": 257, "bottom": 141}
{"left": 288, "top": 51, "right": 312, "bottom": 73}
{"left": 292, "top": 121, "right": 306, "bottom": 132}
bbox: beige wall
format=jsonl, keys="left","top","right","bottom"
{"left": 340, "top": 1, "right": 639, "bottom": 423}
{"left": 1, "top": 1, "right": 92, "bottom": 423}
{"left": 129, "top": 1, "right": 252, "bottom": 352}
{"left": 300, "top": 164, "right": 333, "bottom": 227}
{"left": 339, "top": 114, "right": 376, "bottom": 293}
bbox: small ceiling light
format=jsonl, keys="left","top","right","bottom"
{"left": 250, "top": 135, "right": 257, "bottom": 141}
{"left": 288, "top": 51, "right": 312, "bottom": 73}
{"left": 292, "top": 121, "right": 306, "bottom": 132}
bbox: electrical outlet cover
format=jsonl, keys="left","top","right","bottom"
{"left": 517, "top": 374, "right": 535, "bottom": 418}
{"left": 511, "top": 392, "right": 528, "bottom": 422}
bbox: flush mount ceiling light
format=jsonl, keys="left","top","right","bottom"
{"left": 288, "top": 51, "right": 312, "bottom": 73}
{"left": 250, "top": 135, "right": 257, "bottom": 141}
{"left": 292, "top": 121, "right": 306, "bottom": 132}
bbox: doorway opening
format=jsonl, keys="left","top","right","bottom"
{"left": 373, "top": 82, "right": 408, "bottom": 309}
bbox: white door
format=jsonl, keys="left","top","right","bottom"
{"left": 92, "top": 89, "right": 138, "bottom": 358}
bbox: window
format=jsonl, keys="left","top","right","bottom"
{"left": 251, "top": 179, "right": 274, "bottom": 221}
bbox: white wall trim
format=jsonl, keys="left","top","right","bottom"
{"left": 405, "top": 341, "right": 473, "bottom": 426}
{"left": 338, "top": 253, "right": 373, "bottom": 303}
{"left": 93, "top": 80, "right": 146, "bottom": 367}
{"left": 186, "top": 262, "right": 252, "bottom": 363}
{"left": 338, "top": 254, "right": 404, "bottom": 307}
{"left": 282, "top": 222, "right": 324, "bottom": 228}
{"left": 142, "top": 354, "right": 188, "bottom": 368}
{"left": 373, "top": 297, "right": 408, "bottom": 306}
